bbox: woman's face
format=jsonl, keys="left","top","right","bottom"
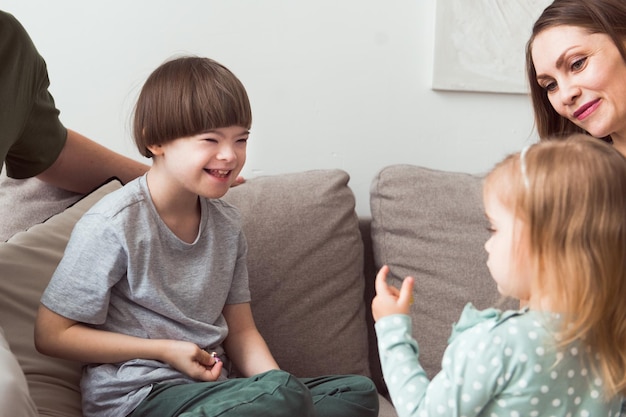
{"left": 531, "top": 25, "right": 626, "bottom": 142}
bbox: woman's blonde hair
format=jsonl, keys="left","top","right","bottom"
{"left": 133, "top": 56, "right": 252, "bottom": 158}
{"left": 484, "top": 134, "right": 626, "bottom": 397}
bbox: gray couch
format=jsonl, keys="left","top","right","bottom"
{"left": 0, "top": 165, "right": 505, "bottom": 416}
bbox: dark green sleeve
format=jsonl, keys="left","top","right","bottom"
{"left": 0, "top": 10, "right": 67, "bottom": 179}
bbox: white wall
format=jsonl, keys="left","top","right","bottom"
{"left": 3, "top": 0, "right": 539, "bottom": 215}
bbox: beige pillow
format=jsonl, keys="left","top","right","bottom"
{"left": 0, "top": 179, "right": 122, "bottom": 417}
{"left": 224, "top": 169, "right": 371, "bottom": 378}
{"left": 370, "top": 165, "right": 513, "bottom": 379}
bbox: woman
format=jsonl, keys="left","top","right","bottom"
{"left": 526, "top": 2, "right": 626, "bottom": 413}
{"left": 526, "top": 0, "right": 626, "bottom": 156}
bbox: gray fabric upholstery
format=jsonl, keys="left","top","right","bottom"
{"left": 370, "top": 164, "right": 510, "bottom": 379}
{"left": 223, "top": 169, "right": 371, "bottom": 378}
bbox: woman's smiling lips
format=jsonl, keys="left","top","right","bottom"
{"left": 573, "top": 98, "right": 601, "bottom": 121}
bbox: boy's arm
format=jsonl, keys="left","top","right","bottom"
{"left": 222, "top": 303, "right": 280, "bottom": 377}
{"left": 35, "top": 304, "right": 223, "bottom": 381}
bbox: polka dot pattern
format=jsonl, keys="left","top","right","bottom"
{"left": 375, "top": 304, "right": 623, "bottom": 417}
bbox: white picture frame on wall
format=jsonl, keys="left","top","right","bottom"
{"left": 432, "top": 0, "right": 551, "bottom": 94}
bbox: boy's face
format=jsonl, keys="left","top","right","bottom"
{"left": 150, "top": 125, "right": 249, "bottom": 200}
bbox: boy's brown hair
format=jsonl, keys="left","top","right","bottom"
{"left": 133, "top": 56, "right": 252, "bottom": 158}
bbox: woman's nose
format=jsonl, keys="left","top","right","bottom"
{"left": 560, "top": 81, "right": 581, "bottom": 105}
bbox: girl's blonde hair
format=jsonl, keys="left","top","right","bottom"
{"left": 484, "top": 134, "right": 626, "bottom": 397}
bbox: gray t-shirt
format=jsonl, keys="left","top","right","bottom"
{"left": 41, "top": 175, "right": 251, "bottom": 417}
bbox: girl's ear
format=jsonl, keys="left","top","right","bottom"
{"left": 147, "top": 144, "right": 163, "bottom": 156}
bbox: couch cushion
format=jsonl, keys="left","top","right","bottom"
{"left": 0, "top": 179, "right": 122, "bottom": 417}
{"left": 224, "top": 169, "right": 371, "bottom": 378}
{"left": 370, "top": 165, "right": 513, "bottom": 379}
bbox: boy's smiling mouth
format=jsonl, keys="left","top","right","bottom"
{"left": 206, "top": 169, "right": 231, "bottom": 178}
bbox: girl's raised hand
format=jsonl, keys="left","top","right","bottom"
{"left": 372, "top": 265, "right": 414, "bottom": 322}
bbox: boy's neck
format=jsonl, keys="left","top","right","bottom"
{"left": 146, "top": 169, "right": 202, "bottom": 243}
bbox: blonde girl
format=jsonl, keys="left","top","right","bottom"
{"left": 373, "top": 134, "right": 626, "bottom": 416}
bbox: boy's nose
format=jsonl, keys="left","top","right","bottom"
{"left": 217, "top": 146, "right": 236, "bottom": 161}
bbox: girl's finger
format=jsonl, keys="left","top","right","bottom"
{"left": 375, "top": 265, "right": 390, "bottom": 295}
{"left": 398, "top": 276, "right": 415, "bottom": 306}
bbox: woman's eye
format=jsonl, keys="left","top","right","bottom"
{"left": 486, "top": 226, "right": 496, "bottom": 234}
{"left": 571, "top": 57, "right": 587, "bottom": 71}
{"left": 542, "top": 81, "right": 557, "bottom": 93}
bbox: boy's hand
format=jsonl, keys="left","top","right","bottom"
{"left": 163, "top": 341, "right": 223, "bottom": 381}
{"left": 372, "top": 265, "right": 414, "bottom": 322}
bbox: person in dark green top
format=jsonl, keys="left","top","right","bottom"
{"left": 0, "top": 10, "right": 149, "bottom": 416}
{"left": 373, "top": 135, "right": 626, "bottom": 416}
{"left": 0, "top": 10, "right": 148, "bottom": 192}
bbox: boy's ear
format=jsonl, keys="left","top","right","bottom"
{"left": 147, "top": 144, "right": 163, "bottom": 156}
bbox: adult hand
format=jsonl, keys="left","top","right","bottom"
{"left": 372, "top": 265, "right": 414, "bottom": 322}
{"left": 231, "top": 175, "right": 245, "bottom": 187}
{"left": 163, "top": 341, "right": 223, "bottom": 382}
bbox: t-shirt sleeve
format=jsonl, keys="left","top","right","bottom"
{"left": 40, "top": 212, "right": 127, "bottom": 324}
{"left": 0, "top": 11, "right": 66, "bottom": 178}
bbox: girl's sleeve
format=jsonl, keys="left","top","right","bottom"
{"left": 376, "top": 314, "right": 503, "bottom": 417}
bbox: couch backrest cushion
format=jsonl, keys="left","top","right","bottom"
{"left": 223, "top": 169, "right": 371, "bottom": 378}
{"left": 0, "top": 179, "right": 122, "bottom": 417}
{"left": 370, "top": 165, "right": 513, "bottom": 378}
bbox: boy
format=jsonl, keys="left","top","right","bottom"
{"left": 35, "top": 57, "right": 378, "bottom": 417}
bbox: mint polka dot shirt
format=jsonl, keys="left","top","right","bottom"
{"left": 375, "top": 303, "right": 624, "bottom": 417}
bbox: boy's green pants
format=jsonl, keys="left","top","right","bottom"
{"left": 128, "top": 369, "right": 379, "bottom": 417}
